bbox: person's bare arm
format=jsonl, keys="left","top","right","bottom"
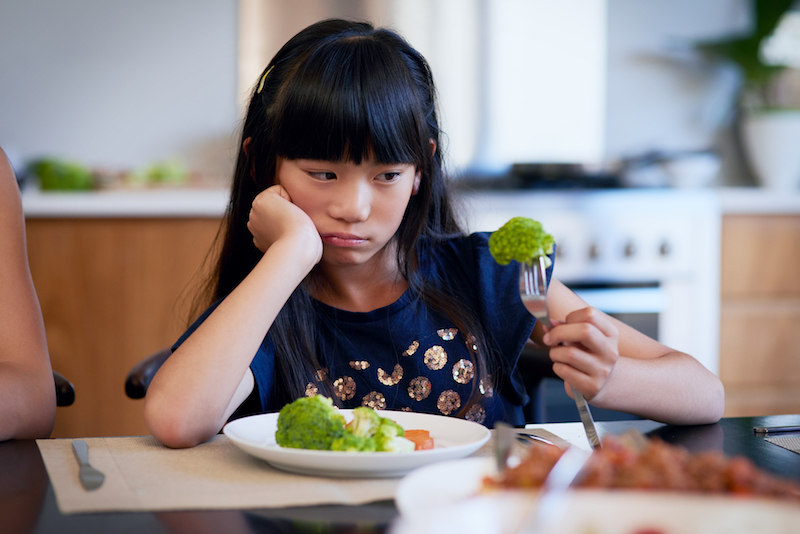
{"left": 144, "top": 185, "right": 322, "bottom": 448}
{"left": 531, "top": 278, "right": 725, "bottom": 425}
{"left": 0, "top": 150, "right": 56, "bottom": 440}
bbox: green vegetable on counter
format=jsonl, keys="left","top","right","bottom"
{"left": 275, "top": 396, "right": 414, "bottom": 453}
{"left": 488, "top": 216, "right": 555, "bottom": 267}
{"left": 28, "top": 158, "right": 94, "bottom": 191}
{"left": 128, "top": 160, "right": 188, "bottom": 185}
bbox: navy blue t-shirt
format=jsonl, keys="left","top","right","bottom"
{"left": 174, "top": 232, "right": 550, "bottom": 427}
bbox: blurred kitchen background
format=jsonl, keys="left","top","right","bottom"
{"left": 4, "top": 0, "right": 793, "bottom": 186}
{"left": 2, "top": 0, "right": 799, "bottom": 437}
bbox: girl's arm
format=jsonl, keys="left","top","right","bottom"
{"left": 145, "top": 186, "right": 322, "bottom": 448}
{"left": 531, "top": 278, "right": 725, "bottom": 425}
{"left": 0, "top": 150, "right": 57, "bottom": 441}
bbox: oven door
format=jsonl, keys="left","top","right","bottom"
{"left": 571, "top": 282, "right": 665, "bottom": 340}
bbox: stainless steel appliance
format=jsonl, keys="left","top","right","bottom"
{"left": 459, "top": 188, "right": 721, "bottom": 421}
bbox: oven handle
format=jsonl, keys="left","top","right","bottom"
{"left": 571, "top": 287, "right": 666, "bottom": 314}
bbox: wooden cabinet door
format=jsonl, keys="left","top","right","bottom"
{"left": 26, "top": 218, "right": 221, "bottom": 438}
{"left": 720, "top": 215, "right": 800, "bottom": 416}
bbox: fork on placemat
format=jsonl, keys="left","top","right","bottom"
{"left": 519, "top": 256, "right": 602, "bottom": 450}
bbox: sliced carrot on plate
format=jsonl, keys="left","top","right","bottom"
{"left": 404, "top": 429, "right": 434, "bottom": 450}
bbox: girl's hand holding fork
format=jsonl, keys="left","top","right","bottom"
{"left": 540, "top": 306, "right": 620, "bottom": 402}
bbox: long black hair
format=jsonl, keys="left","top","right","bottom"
{"left": 197, "top": 19, "right": 497, "bottom": 414}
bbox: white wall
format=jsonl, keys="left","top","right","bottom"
{"left": 605, "top": 0, "right": 752, "bottom": 185}
{"left": 0, "top": 0, "right": 239, "bottom": 181}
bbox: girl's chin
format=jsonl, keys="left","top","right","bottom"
{"left": 319, "top": 251, "right": 370, "bottom": 267}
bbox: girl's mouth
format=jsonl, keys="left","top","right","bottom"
{"left": 321, "top": 233, "right": 367, "bottom": 247}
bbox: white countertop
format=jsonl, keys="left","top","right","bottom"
{"left": 716, "top": 187, "right": 800, "bottom": 214}
{"left": 21, "top": 187, "right": 230, "bottom": 218}
{"left": 20, "top": 186, "right": 800, "bottom": 218}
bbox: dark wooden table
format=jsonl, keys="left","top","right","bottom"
{"left": 2, "top": 415, "right": 798, "bottom": 534}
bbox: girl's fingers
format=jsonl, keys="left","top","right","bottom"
{"left": 542, "top": 306, "right": 620, "bottom": 399}
{"left": 565, "top": 306, "right": 618, "bottom": 338}
{"left": 551, "top": 354, "right": 611, "bottom": 400}
{"left": 544, "top": 308, "right": 618, "bottom": 357}
{"left": 545, "top": 322, "right": 616, "bottom": 364}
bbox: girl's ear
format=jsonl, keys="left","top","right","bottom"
{"left": 243, "top": 137, "right": 256, "bottom": 179}
{"left": 411, "top": 139, "right": 435, "bottom": 195}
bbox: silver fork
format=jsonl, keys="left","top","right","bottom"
{"left": 519, "top": 256, "right": 602, "bottom": 450}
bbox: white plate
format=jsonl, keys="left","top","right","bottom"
{"left": 393, "top": 457, "right": 800, "bottom": 534}
{"left": 223, "top": 410, "right": 490, "bottom": 478}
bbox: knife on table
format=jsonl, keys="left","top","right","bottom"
{"left": 72, "top": 440, "right": 105, "bottom": 490}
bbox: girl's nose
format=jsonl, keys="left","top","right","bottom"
{"left": 329, "top": 180, "right": 370, "bottom": 222}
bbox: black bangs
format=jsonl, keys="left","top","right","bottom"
{"left": 268, "top": 34, "right": 426, "bottom": 165}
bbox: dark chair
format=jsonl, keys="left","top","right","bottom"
{"left": 518, "top": 341, "right": 558, "bottom": 423}
{"left": 125, "top": 347, "right": 171, "bottom": 399}
{"left": 53, "top": 370, "right": 75, "bottom": 407}
{"left": 519, "top": 341, "right": 640, "bottom": 424}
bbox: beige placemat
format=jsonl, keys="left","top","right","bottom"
{"left": 765, "top": 435, "right": 800, "bottom": 455}
{"left": 36, "top": 435, "right": 415, "bottom": 514}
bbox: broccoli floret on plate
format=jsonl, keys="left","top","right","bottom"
{"left": 347, "top": 406, "right": 382, "bottom": 438}
{"left": 275, "top": 395, "right": 346, "bottom": 450}
{"left": 330, "top": 431, "right": 377, "bottom": 452}
{"left": 488, "top": 217, "right": 555, "bottom": 267}
{"left": 374, "top": 417, "right": 415, "bottom": 453}
{"left": 275, "top": 396, "right": 414, "bottom": 453}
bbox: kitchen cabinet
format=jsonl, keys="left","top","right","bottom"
{"left": 26, "top": 217, "right": 222, "bottom": 438}
{"left": 720, "top": 214, "right": 800, "bottom": 417}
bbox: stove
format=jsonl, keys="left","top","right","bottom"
{"left": 457, "top": 187, "right": 722, "bottom": 375}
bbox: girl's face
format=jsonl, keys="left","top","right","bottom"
{"left": 275, "top": 156, "right": 421, "bottom": 271}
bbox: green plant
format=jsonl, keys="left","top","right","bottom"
{"left": 696, "top": 0, "right": 796, "bottom": 109}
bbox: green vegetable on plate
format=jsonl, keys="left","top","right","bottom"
{"left": 275, "top": 395, "right": 346, "bottom": 450}
{"left": 275, "top": 396, "right": 414, "bottom": 453}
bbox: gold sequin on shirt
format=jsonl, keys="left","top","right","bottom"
{"left": 423, "top": 345, "right": 447, "bottom": 370}
{"left": 437, "top": 328, "right": 458, "bottom": 341}
{"left": 377, "top": 364, "right": 403, "bottom": 386}
{"left": 315, "top": 368, "right": 329, "bottom": 381}
{"left": 465, "top": 404, "right": 486, "bottom": 424}
{"left": 408, "top": 376, "right": 432, "bottom": 401}
{"left": 305, "top": 383, "right": 318, "bottom": 397}
{"left": 437, "top": 390, "right": 461, "bottom": 415}
{"left": 349, "top": 360, "right": 370, "bottom": 370}
{"left": 362, "top": 391, "right": 386, "bottom": 410}
{"left": 333, "top": 376, "right": 356, "bottom": 401}
{"left": 479, "top": 376, "right": 494, "bottom": 398}
{"left": 452, "top": 359, "right": 474, "bottom": 384}
{"left": 403, "top": 340, "right": 420, "bottom": 356}
{"left": 465, "top": 333, "right": 478, "bottom": 353}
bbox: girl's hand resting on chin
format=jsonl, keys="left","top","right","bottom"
{"left": 541, "top": 306, "right": 620, "bottom": 402}
{"left": 247, "top": 185, "right": 323, "bottom": 265}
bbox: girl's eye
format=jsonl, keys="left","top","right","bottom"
{"left": 309, "top": 171, "right": 336, "bottom": 181}
{"left": 377, "top": 172, "right": 402, "bottom": 182}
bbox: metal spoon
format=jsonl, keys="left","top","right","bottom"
{"left": 72, "top": 440, "right": 105, "bottom": 490}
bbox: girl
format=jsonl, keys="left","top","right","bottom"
{"left": 145, "top": 19, "right": 724, "bottom": 448}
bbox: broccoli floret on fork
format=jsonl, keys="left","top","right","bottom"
{"left": 488, "top": 217, "right": 555, "bottom": 266}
